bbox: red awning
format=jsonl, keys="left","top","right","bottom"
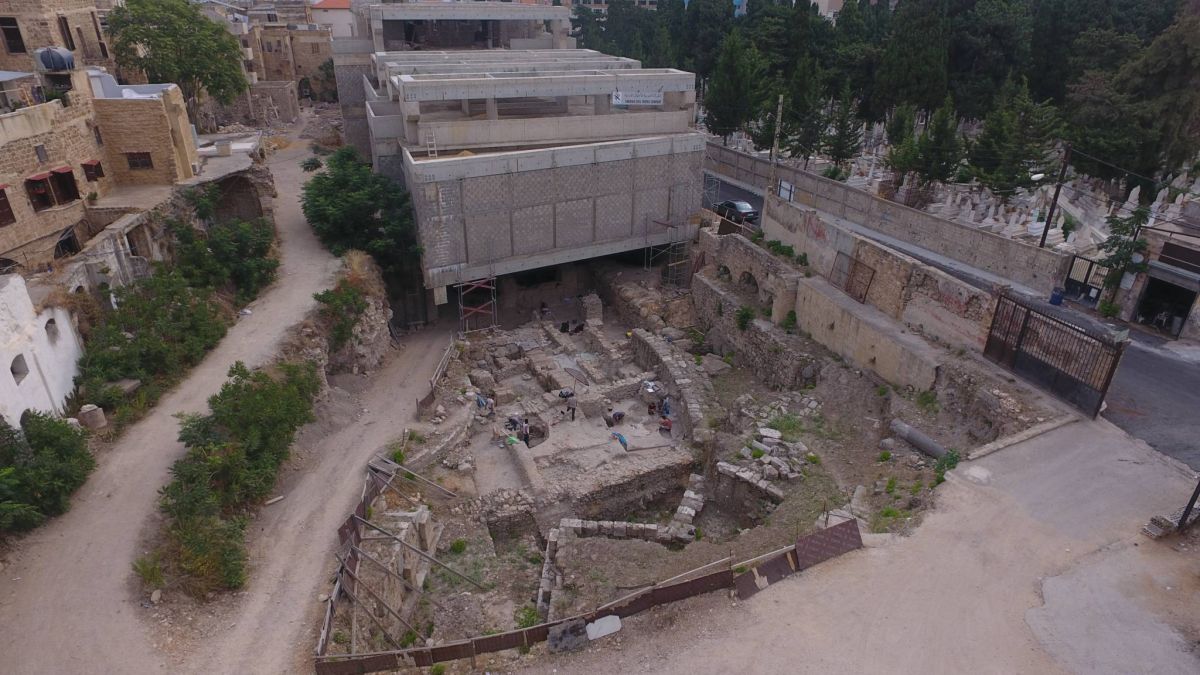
{"left": 26, "top": 172, "right": 51, "bottom": 181}
{"left": 81, "top": 159, "right": 100, "bottom": 166}
{"left": 51, "top": 165, "right": 73, "bottom": 174}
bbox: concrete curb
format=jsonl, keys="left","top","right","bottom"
{"left": 967, "top": 414, "right": 1080, "bottom": 461}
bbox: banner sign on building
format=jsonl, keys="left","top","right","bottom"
{"left": 613, "top": 90, "right": 664, "bottom": 106}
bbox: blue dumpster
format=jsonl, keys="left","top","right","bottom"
{"left": 1049, "top": 287, "right": 1065, "bottom": 305}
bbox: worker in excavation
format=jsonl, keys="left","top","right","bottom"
{"left": 521, "top": 418, "right": 531, "bottom": 447}
{"left": 658, "top": 415, "right": 673, "bottom": 437}
{"left": 565, "top": 392, "right": 577, "bottom": 420}
{"left": 611, "top": 431, "right": 629, "bottom": 452}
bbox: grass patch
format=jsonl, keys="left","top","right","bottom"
{"left": 750, "top": 447, "right": 765, "bottom": 459}
{"left": 876, "top": 385, "right": 889, "bottom": 396}
{"left": 878, "top": 451, "right": 891, "bottom": 462}
{"left": 805, "top": 452, "right": 821, "bottom": 465}
{"left": 132, "top": 553, "right": 165, "bottom": 589}
{"left": 782, "top": 310, "right": 797, "bottom": 331}
{"left": 885, "top": 477, "right": 897, "bottom": 495}
{"left": 766, "top": 413, "right": 804, "bottom": 442}
{"left": 448, "top": 538, "right": 468, "bottom": 555}
{"left": 872, "top": 506, "right": 911, "bottom": 532}
{"left": 916, "top": 390, "right": 939, "bottom": 413}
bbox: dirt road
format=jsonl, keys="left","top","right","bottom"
{"left": 0, "top": 130, "right": 340, "bottom": 673}
{"left": 522, "top": 421, "right": 1200, "bottom": 675}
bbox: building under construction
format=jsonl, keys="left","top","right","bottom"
{"left": 334, "top": 2, "right": 704, "bottom": 329}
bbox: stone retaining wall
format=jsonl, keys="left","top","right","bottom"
{"left": 630, "top": 329, "right": 719, "bottom": 444}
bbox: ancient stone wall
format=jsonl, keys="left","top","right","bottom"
{"left": 629, "top": 328, "right": 719, "bottom": 444}
{"left": 568, "top": 456, "right": 692, "bottom": 520}
{"left": 690, "top": 274, "right": 819, "bottom": 390}
{"left": 705, "top": 143, "right": 1071, "bottom": 294}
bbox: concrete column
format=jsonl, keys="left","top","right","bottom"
{"left": 555, "top": 96, "right": 569, "bottom": 113}
{"left": 594, "top": 93, "right": 611, "bottom": 115}
{"left": 461, "top": 98, "right": 470, "bottom": 115}
{"left": 486, "top": 97, "right": 498, "bottom": 120}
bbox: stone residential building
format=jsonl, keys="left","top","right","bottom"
{"left": 0, "top": 0, "right": 116, "bottom": 74}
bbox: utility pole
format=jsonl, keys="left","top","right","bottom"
{"left": 767, "top": 94, "right": 785, "bottom": 193}
{"left": 1039, "top": 144, "right": 1071, "bottom": 249}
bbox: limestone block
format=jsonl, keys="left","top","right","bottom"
{"left": 469, "top": 369, "right": 497, "bottom": 392}
{"left": 495, "top": 387, "right": 517, "bottom": 404}
{"left": 77, "top": 404, "right": 107, "bottom": 430}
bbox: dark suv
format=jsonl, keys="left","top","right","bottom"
{"left": 714, "top": 200, "right": 759, "bottom": 224}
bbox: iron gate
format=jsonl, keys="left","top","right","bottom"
{"left": 830, "top": 252, "right": 875, "bottom": 303}
{"left": 984, "top": 294, "right": 1125, "bottom": 418}
{"left": 1063, "top": 255, "right": 1109, "bottom": 306}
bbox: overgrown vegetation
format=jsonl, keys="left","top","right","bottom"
{"left": 735, "top": 305, "right": 755, "bottom": 330}
{"left": 934, "top": 449, "right": 961, "bottom": 486}
{"left": 916, "top": 390, "right": 940, "bottom": 413}
{"left": 157, "top": 361, "right": 319, "bottom": 594}
{"left": 781, "top": 310, "right": 798, "bottom": 331}
{"left": 314, "top": 279, "right": 369, "bottom": 349}
{"left": 766, "top": 413, "right": 804, "bottom": 442}
{"left": 171, "top": 218, "right": 278, "bottom": 304}
{"left": 76, "top": 271, "right": 228, "bottom": 424}
{"left": 0, "top": 413, "right": 95, "bottom": 533}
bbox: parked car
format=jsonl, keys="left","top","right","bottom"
{"left": 714, "top": 199, "right": 759, "bottom": 224}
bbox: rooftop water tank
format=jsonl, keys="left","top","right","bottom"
{"left": 34, "top": 47, "right": 75, "bottom": 72}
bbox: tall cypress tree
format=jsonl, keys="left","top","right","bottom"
{"left": 704, "top": 31, "right": 768, "bottom": 142}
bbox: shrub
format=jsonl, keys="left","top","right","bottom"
{"left": 133, "top": 553, "right": 165, "bottom": 589}
{"left": 878, "top": 451, "right": 891, "bottom": 462}
{"left": 885, "top": 477, "right": 897, "bottom": 495}
{"left": 390, "top": 448, "right": 406, "bottom": 465}
{"left": 750, "top": 448, "right": 765, "bottom": 459}
{"left": 449, "top": 539, "right": 467, "bottom": 555}
{"left": 796, "top": 252, "right": 809, "bottom": 267}
{"left": 694, "top": 354, "right": 703, "bottom": 365}
{"left": 876, "top": 385, "right": 889, "bottom": 397}
{"left": 77, "top": 270, "right": 228, "bottom": 417}
{"left": 172, "top": 219, "right": 278, "bottom": 304}
{"left": 314, "top": 280, "right": 368, "bottom": 349}
{"left": 159, "top": 361, "right": 319, "bottom": 594}
{"left": 300, "top": 156, "right": 323, "bottom": 172}
{"left": 0, "top": 412, "right": 94, "bottom": 533}
{"left": 782, "top": 310, "right": 797, "bottom": 331}
{"left": 430, "top": 665, "right": 446, "bottom": 675}
{"left": 805, "top": 452, "right": 821, "bottom": 464}
{"left": 735, "top": 306, "right": 755, "bottom": 330}
{"left": 515, "top": 604, "right": 539, "bottom": 628}
{"left": 934, "top": 449, "right": 961, "bottom": 485}
{"left": 1098, "top": 299, "right": 1119, "bottom": 318}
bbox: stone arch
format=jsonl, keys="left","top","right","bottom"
{"left": 739, "top": 270, "right": 759, "bottom": 292}
{"left": 212, "top": 175, "right": 263, "bottom": 224}
{"left": 716, "top": 265, "right": 731, "bottom": 280}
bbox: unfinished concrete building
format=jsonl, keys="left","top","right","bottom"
{"left": 335, "top": 3, "right": 703, "bottom": 326}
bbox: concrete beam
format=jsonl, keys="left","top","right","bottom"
{"left": 403, "top": 133, "right": 705, "bottom": 182}
{"left": 369, "top": 3, "right": 570, "bottom": 22}
{"left": 395, "top": 69, "right": 695, "bottom": 102}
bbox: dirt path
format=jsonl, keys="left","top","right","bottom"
{"left": 0, "top": 127, "right": 340, "bottom": 674}
{"left": 518, "top": 421, "right": 1200, "bottom": 675}
{"left": 189, "top": 326, "right": 450, "bottom": 674}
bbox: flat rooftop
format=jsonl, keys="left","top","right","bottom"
{"left": 368, "top": 1, "right": 571, "bottom": 22}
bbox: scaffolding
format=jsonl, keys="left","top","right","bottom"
{"left": 456, "top": 276, "right": 497, "bottom": 333}
{"left": 643, "top": 219, "right": 691, "bottom": 288}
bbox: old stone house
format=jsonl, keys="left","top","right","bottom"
{"left": 0, "top": 0, "right": 116, "bottom": 73}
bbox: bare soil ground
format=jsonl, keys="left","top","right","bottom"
{"left": 0, "top": 114, "right": 342, "bottom": 674}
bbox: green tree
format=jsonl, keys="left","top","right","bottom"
{"left": 704, "top": 31, "right": 768, "bottom": 141}
{"left": 1064, "top": 72, "right": 1149, "bottom": 181}
{"left": 968, "top": 78, "right": 1061, "bottom": 200}
{"left": 1098, "top": 207, "right": 1150, "bottom": 302}
{"left": 301, "top": 147, "right": 418, "bottom": 278}
{"left": 947, "top": 0, "right": 1033, "bottom": 120}
{"left": 0, "top": 413, "right": 94, "bottom": 532}
{"left": 914, "top": 96, "right": 962, "bottom": 185}
{"left": 823, "top": 87, "right": 862, "bottom": 172}
{"left": 874, "top": 0, "right": 949, "bottom": 112}
{"left": 1112, "top": 12, "right": 1200, "bottom": 176}
{"left": 107, "top": 0, "right": 247, "bottom": 121}
{"left": 886, "top": 103, "right": 916, "bottom": 147}
{"left": 684, "top": 0, "right": 734, "bottom": 81}
{"left": 781, "top": 58, "right": 827, "bottom": 167}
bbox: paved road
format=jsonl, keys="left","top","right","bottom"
{"left": 708, "top": 174, "right": 1200, "bottom": 472}
{"left": 1105, "top": 334, "right": 1200, "bottom": 470}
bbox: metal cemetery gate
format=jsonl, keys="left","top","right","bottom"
{"left": 983, "top": 294, "right": 1125, "bottom": 418}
